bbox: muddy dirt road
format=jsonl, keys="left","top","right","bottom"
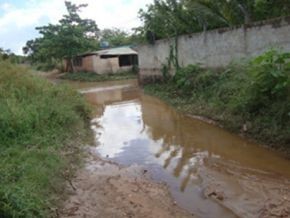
{"left": 61, "top": 80, "right": 290, "bottom": 218}
{"left": 60, "top": 148, "right": 193, "bottom": 218}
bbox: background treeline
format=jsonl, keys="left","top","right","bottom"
{"left": 0, "top": 48, "right": 26, "bottom": 64}
{"left": 137, "top": 0, "right": 290, "bottom": 41}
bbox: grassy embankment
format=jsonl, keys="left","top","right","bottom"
{"left": 0, "top": 61, "right": 91, "bottom": 217}
{"left": 61, "top": 71, "right": 137, "bottom": 82}
{"left": 144, "top": 50, "right": 290, "bottom": 151}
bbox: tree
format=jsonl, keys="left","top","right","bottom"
{"left": 0, "top": 48, "right": 24, "bottom": 63}
{"left": 137, "top": 0, "right": 290, "bottom": 42}
{"left": 138, "top": 0, "right": 193, "bottom": 40}
{"left": 0, "top": 48, "right": 11, "bottom": 60}
{"left": 100, "top": 28, "right": 132, "bottom": 47}
{"left": 254, "top": 0, "right": 290, "bottom": 20}
{"left": 137, "top": 0, "right": 231, "bottom": 40}
{"left": 23, "top": 1, "right": 99, "bottom": 72}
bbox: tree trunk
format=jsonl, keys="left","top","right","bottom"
{"left": 66, "top": 58, "right": 75, "bottom": 73}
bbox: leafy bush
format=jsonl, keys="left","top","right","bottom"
{"left": 0, "top": 61, "right": 91, "bottom": 217}
{"left": 173, "top": 64, "right": 202, "bottom": 91}
{"left": 246, "top": 50, "right": 290, "bottom": 112}
{"left": 173, "top": 64, "right": 219, "bottom": 94}
{"left": 250, "top": 50, "right": 290, "bottom": 97}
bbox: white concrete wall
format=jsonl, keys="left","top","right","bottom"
{"left": 137, "top": 16, "right": 290, "bottom": 81}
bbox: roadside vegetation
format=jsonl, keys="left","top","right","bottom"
{"left": 0, "top": 60, "right": 91, "bottom": 217}
{"left": 144, "top": 50, "right": 290, "bottom": 151}
{"left": 60, "top": 71, "right": 137, "bottom": 82}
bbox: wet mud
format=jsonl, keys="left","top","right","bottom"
{"left": 60, "top": 148, "right": 193, "bottom": 218}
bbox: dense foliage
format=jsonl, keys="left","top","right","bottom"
{"left": 23, "top": 1, "right": 99, "bottom": 71}
{"left": 100, "top": 28, "right": 133, "bottom": 47}
{"left": 145, "top": 50, "right": 290, "bottom": 149}
{"left": 0, "top": 61, "right": 91, "bottom": 217}
{"left": 138, "top": 0, "right": 290, "bottom": 41}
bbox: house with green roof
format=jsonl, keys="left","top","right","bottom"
{"left": 69, "top": 46, "right": 138, "bottom": 74}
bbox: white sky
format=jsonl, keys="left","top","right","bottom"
{"left": 0, "top": 0, "right": 153, "bottom": 54}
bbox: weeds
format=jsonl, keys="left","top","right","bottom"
{"left": 0, "top": 61, "right": 91, "bottom": 217}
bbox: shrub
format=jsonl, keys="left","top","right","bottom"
{"left": 173, "top": 64, "right": 202, "bottom": 90}
{"left": 246, "top": 50, "right": 290, "bottom": 112}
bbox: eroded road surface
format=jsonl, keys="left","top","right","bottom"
{"left": 62, "top": 80, "right": 290, "bottom": 218}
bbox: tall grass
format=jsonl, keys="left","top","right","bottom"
{"left": 0, "top": 61, "right": 91, "bottom": 217}
{"left": 145, "top": 50, "right": 290, "bottom": 150}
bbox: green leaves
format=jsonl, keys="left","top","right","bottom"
{"left": 137, "top": 0, "right": 290, "bottom": 42}
{"left": 172, "top": 64, "right": 218, "bottom": 94}
{"left": 100, "top": 28, "right": 131, "bottom": 47}
{"left": 23, "top": 1, "right": 99, "bottom": 67}
{"left": 249, "top": 49, "right": 290, "bottom": 98}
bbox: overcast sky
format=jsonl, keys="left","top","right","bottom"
{"left": 0, "top": 0, "right": 153, "bottom": 55}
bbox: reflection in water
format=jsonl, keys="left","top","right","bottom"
{"left": 82, "top": 80, "right": 290, "bottom": 218}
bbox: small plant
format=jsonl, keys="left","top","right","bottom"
{"left": 245, "top": 50, "right": 290, "bottom": 113}
{"left": 173, "top": 64, "right": 218, "bottom": 94}
{"left": 249, "top": 49, "right": 290, "bottom": 99}
{"left": 161, "top": 63, "right": 170, "bottom": 81}
{"left": 173, "top": 64, "right": 202, "bottom": 89}
{"left": 160, "top": 43, "right": 179, "bottom": 82}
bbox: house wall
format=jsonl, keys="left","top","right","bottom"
{"left": 137, "top": 16, "right": 290, "bottom": 84}
{"left": 74, "top": 55, "right": 94, "bottom": 72}
{"left": 74, "top": 55, "right": 134, "bottom": 74}
{"left": 92, "top": 56, "right": 114, "bottom": 74}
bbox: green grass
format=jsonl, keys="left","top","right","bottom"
{"left": 144, "top": 56, "right": 290, "bottom": 153}
{"left": 61, "top": 71, "right": 137, "bottom": 82}
{"left": 0, "top": 61, "right": 92, "bottom": 217}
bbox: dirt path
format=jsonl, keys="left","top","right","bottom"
{"left": 60, "top": 148, "right": 194, "bottom": 218}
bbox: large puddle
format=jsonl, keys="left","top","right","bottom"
{"left": 69, "top": 79, "right": 290, "bottom": 218}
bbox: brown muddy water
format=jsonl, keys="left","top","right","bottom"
{"left": 66, "top": 79, "right": 290, "bottom": 218}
